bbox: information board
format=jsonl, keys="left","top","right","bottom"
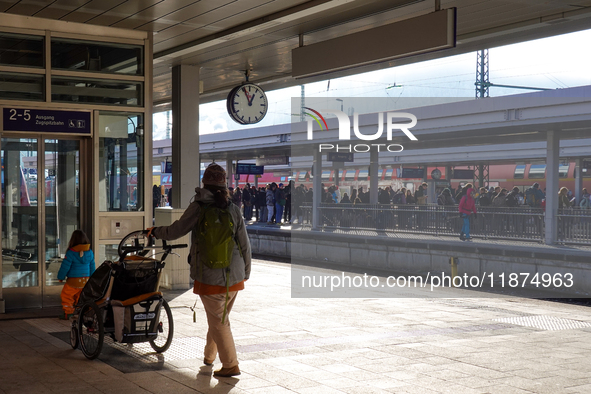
{"left": 256, "top": 156, "right": 288, "bottom": 166}
{"left": 452, "top": 169, "right": 475, "bottom": 179}
{"left": 327, "top": 152, "right": 354, "bottom": 162}
{"left": 3, "top": 108, "right": 91, "bottom": 134}
{"left": 236, "top": 163, "right": 264, "bottom": 175}
{"left": 400, "top": 168, "right": 424, "bottom": 179}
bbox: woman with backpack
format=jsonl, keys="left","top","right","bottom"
{"left": 147, "top": 163, "right": 251, "bottom": 378}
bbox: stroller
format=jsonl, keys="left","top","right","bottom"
{"left": 69, "top": 230, "right": 187, "bottom": 360}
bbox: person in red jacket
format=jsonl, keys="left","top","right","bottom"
{"left": 458, "top": 187, "right": 477, "bottom": 241}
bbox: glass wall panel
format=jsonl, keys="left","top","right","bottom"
{"left": 51, "top": 76, "right": 142, "bottom": 106}
{"left": 98, "top": 244, "right": 120, "bottom": 266}
{"left": 0, "top": 33, "right": 44, "bottom": 67}
{"left": 44, "top": 139, "right": 80, "bottom": 287}
{"left": 0, "top": 72, "right": 44, "bottom": 101}
{"left": 98, "top": 112, "right": 144, "bottom": 212}
{"left": 2, "top": 138, "right": 38, "bottom": 288}
{"left": 51, "top": 39, "right": 143, "bottom": 75}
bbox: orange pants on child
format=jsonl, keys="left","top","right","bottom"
{"left": 60, "top": 277, "right": 88, "bottom": 314}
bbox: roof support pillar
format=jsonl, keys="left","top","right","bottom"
{"left": 545, "top": 130, "right": 559, "bottom": 245}
{"left": 171, "top": 65, "right": 200, "bottom": 209}
{"left": 369, "top": 150, "right": 379, "bottom": 204}
{"left": 312, "top": 148, "right": 322, "bottom": 230}
{"left": 575, "top": 158, "right": 583, "bottom": 203}
{"left": 226, "top": 159, "right": 233, "bottom": 189}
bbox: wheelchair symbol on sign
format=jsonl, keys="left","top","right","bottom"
{"left": 69, "top": 119, "right": 75, "bottom": 128}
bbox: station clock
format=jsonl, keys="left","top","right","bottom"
{"left": 226, "top": 83, "right": 268, "bottom": 125}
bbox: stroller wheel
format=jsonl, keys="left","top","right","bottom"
{"left": 70, "top": 321, "right": 79, "bottom": 349}
{"left": 150, "top": 299, "right": 174, "bottom": 353}
{"left": 79, "top": 302, "right": 104, "bottom": 360}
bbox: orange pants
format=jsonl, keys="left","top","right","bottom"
{"left": 60, "top": 277, "right": 88, "bottom": 314}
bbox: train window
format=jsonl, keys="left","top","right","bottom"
{"left": 514, "top": 165, "right": 525, "bottom": 179}
{"left": 358, "top": 169, "right": 368, "bottom": 180}
{"left": 559, "top": 164, "right": 569, "bottom": 178}
{"left": 528, "top": 164, "right": 546, "bottom": 179}
{"left": 345, "top": 169, "right": 356, "bottom": 180}
{"left": 384, "top": 168, "right": 393, "bottom": 180}
{"left": 321, "top": 170, "right": 331, "bottom": 180}
{"left": 298, "top": 171, "right": 307, "bottom": 182}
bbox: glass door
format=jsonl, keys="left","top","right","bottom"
{"left": 1, "top": 138, "right": 39, "bottom": 307}
{"left": 43, "top": 139, "right": 80, "bottom": 306}
{"left": 1, "top": 137, "right": 81, "bottom": 309}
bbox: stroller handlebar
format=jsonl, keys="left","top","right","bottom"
{"left": 117, "top": 230, "right": 188, "bottom": 260}
{"left": 160, "top": 240, "right": 188, "bottom": 252}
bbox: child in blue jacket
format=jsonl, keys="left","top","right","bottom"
{"left": 58, "top": 230, "right": 95, "bottom": 319}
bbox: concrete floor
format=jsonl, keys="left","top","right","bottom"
{"left": 1, "top": 258, "right": 591, "bottom": 394}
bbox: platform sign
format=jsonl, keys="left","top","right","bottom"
{"left": 327, "top": 152, "right": 354, "bottom": 162}
{"left": 452, "top": 169, "right": 475, "bottom": 179}
{"left": 400, "top": 168, "right": 424, "bottom": 179}
{"left": 3, "top": 108, "right": 91, "bottom": 134}
{"left": 256, "top": 156, "right": 288, "bottom": 166}
{"left": 236, "top": 163, "right": 264, "bottom": 175}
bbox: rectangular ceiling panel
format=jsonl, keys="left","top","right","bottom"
{"left": 56, "top": 0, "right": 128, "bottom": 23}
{"left": 28, "top": 0, "right": 92, "bottom": 20}
{"left": 140, "top": 0, "right": 235, "bottom": 33}
{"left": 84, "top": 0, "right": 164, "bottom": 26}
{"left": 109, "top": 0, "right": 202, "bottom": 30}
{"left": 0, "top": 2, "right": 18, "bottom": 12}
{"left": 5, "top": 0, "right": 55, "bottom": 16}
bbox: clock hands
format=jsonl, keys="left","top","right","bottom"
{"left": 242, "top": 87, "right": 256, "bottom": 106}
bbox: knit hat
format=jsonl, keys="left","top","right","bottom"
{"left": 202, "top": 163, "right": 227, "bottom": 187}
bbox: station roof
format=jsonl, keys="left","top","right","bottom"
{"left": 3, "top": 1, "right": 591, "bottom": 108}
{"left": 197, "top": 85, "right": 591, "bottom": 163}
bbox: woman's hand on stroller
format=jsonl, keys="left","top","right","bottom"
{"left": 143, "top": 228, "right": 156, "bottom": 246}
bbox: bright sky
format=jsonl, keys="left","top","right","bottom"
{"left": 153, "top": 29, "right": 591, "bottom": 141}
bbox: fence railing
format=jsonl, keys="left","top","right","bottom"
{"left": 558, "top": 208, "right": 591, "bottom": 245}
{"left": 295, "top": 204, "right": 591, "bottom": 245}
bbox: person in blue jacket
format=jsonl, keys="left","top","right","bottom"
{"left": 57, "top": 230, "right": 95, "bottom": 319}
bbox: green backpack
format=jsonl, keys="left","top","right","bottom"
{"left": 196, "top": 202, "right": 237, "bottom": 323}
{"left": 196, "top": 202, "right": 235, "bottom": 269}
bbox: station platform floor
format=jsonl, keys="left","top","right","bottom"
{"left": 2, "top": 258, "right": 591, "bottom": 394}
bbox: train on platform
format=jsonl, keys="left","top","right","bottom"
{"left": 242, "top": 161, "right": 591, "bottom": 197}
{"left": 154, "top": 161, "right": 591, "bottom": 200}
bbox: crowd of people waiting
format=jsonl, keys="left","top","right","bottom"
{"left": 219, "top": 180, "right": 591, "bottom": 226}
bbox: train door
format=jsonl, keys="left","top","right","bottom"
{"left": 1, "top": 136, "right": 87, "bottom": 309}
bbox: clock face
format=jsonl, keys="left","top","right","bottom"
{"left": 431, "top": 169, "right": 442, "bottom": 180}
{"left": 226, "top": 83, "right": 268, "bottom": 125}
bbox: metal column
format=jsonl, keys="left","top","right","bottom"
{"left": 312, "top": 148, "right": 322, "bottom": 230}
{"left": 369, "top": 150, "right": 379, "bottom": 204}
{"left": 171, "top": 65, "right": 200, "bottom": 209}
{"left": 575, "top": 158, "right": 583, "bottom": 203}
{"left": 226, "top": 159, "right": 233, "bottom": 189}
{"left": 545, "top": 131, "right": 559, "bottom": 245}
